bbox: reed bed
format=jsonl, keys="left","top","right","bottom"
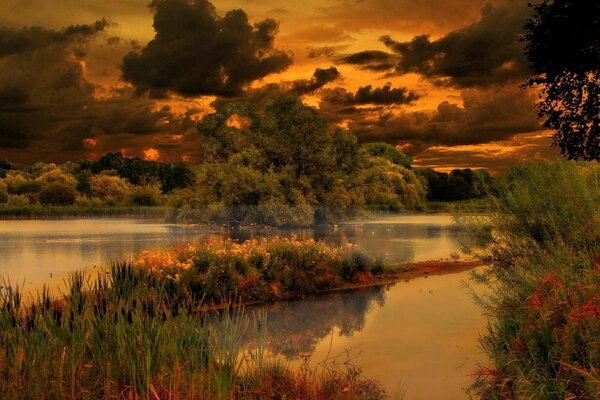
{"left": 0, "top": 264, "right": 389, "bottom": 400}
{"left": 0, "top": 205, "right": 166, "bottom": 219}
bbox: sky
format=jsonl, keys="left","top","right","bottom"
{"left": 0, "top": 0, "right": 560, "bottom": 173}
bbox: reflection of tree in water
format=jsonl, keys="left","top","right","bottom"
{"left": 250, "top": 285, "right": 389, "bottom": 359}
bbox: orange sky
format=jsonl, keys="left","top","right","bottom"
{"left": 0, "top": 0, "right": 560, "bottom": 173}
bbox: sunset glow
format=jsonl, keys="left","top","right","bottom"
{"left": 0, "top": 0, "right": 558, "bottom": 173}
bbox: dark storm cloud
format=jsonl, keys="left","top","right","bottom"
{"left": 336, "top": 86, "right": 540, "bottom": 148}
{"left": 338, "top": 1, "right": 531, "bottom": 87}
{"left": 0, "top": 22, "right": 199, "bottom": 163}
{"left": 290, "top": 67, "right": 341, "bottom": 95}
{"left": 321, "top": 83, "right": 419, "bottom": 106}
{"left": 121, "top": 0, "right": 293, "bottom": 97}
{"left": 211, "top": 67, "right": 341, "bottom": 109}
{"left": 0, "top": 19, "right": 109, "bottom": 57}
{"left": 336, "top": 50, "right": 395, "bottom": 71}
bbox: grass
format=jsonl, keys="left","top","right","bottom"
{"left": 134, "top": 237, "right": 386, "bottom": 304}
{"left": 0, "top": 264, "right": 391, "bottom": 400}
{"left": 459, "top": 161, "right": 600, "bottom": 399}
{"left": 0, "top": 204, "right": 167, "bottom": 219}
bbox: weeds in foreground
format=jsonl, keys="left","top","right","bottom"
{"left": 459, "top": 161, "right": 600, "bottom": 399}
{"left": 0, "top": 265, "right": 390, "bottom": 400}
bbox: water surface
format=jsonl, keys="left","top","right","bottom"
{"left": 257, "top": 268, "right": 485, "bottom": 400}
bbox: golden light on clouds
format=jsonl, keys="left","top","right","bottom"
{"left": 0, "top": 0, "right": 559, "bottom": 172}
{"left": 143, "top": 148, "right": 160, "bottom": 161}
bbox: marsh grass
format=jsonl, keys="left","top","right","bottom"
{"left": 458, "top": 161, "right": 600, "bottom": 399}
{"left": 0, "top": 264, "right": 389, "bottom": 400}
{"left": 0, "top": 205, "right": 166, "bottom": 219}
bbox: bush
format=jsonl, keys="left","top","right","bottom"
{"left": 6, "top": 194, "right": 29, "bottom": 206}
{"left": 462, "top": 161, "right": 600, "bottom": 399}
{"left": 38, "top": 183, "right": 78, "bottom": 206}
{"left": 0, "top": 181, "right": 7, "bottom": 204}
{"left": 89, "top": 174, "right": 131, "bottom": 204}
{"left": 128, "top": 184, "right": 163, "bottom": 206}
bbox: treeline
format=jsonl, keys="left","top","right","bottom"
{"left": 416, "top": 168, "right": 496, "bottom": 202}
{"left": 0, "top": 154, "right": 195, "bottom": 208}
{"left": 0, "top": 98, "right": 497, "bottom": 223}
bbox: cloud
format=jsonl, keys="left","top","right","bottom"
{"left": 0, "top": 19, "right": 109, "bottom": 57}
{"left": 321, "top": 83, "right": 419, "bottom": 106}
{"left": 320, "top": 0, "right": 492, "bottom": 36}
{"left": 121, "top": 0, "right": 293, "bottom": 97}
{"left": 288, "top": 67, "right": 341, "bottom": 95}
{"left": 211, "top": 66, "right": 341, "bottom": 108}
{"left": 321, "top": 85, "right": 540, "bottom": 148}
{"left": 337, "top": 0, "right": 531, "bottom": 87}
{"left": 0, "top": 21, "right": 200, "bottom": 163}
{"left": 412, "top": 131, "right": 560, "bottom": 174}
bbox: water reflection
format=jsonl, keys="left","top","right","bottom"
{"left": 256, "top": 269, "right": 486, "bottom": 400}
{"left": 228, "top": 214, "right": 461, "bottom": 264}
{"left": 252, "top": 286, "right": 388, "bottom": 358}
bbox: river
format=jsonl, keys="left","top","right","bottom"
{"left": 0, "top": 214, "right": 485, "bottom": 399}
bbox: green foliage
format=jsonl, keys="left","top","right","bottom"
{"left": 38, "top": 183, "right": 78, "bottom": 206}
{"left": 417, "top": 168, "right": 495, "bottom": 202}
{"left": 363, "top": 142, "right": 412, "bottom": 168}
{"left": 0, "top": 181, "right": 7, "bottom": 204}
{"left": 128, "top": 184, "right": 163, "bottom": 206}
{"left": 179, "top": 97, "right": 426, "bottom": 225}
{"left": 460, "top": 161, "right": 600, "bottom": 399}
{"left": 85, "top": 152, "right": 196, "bottom": 192}
{"left": 89, "top": 174, "right": 131, "bottom": 205}
{"left": 0, "top": 264, "right": 388, "bottom": 399}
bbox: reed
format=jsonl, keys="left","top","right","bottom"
{"left": 0, "top": 264, "right": 389, "bottom": 400}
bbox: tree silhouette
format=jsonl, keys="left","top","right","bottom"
{"left": 522, "top": 0, "right": 599, "bottom": 161}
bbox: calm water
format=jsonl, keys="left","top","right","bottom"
{"left": 255, "top": 268, "right": 486, "bottom": 400}
{"left": 0, "top": 215, "right": 485, "bottom": 398}
{"left": 0, "top": 214, "right": 462, "bottom": 287}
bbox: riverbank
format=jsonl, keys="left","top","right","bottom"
{"left": 0, "top": 204, "right": 167, "bottom": 219}
{"left": 185, "top": 260, "right": 485, "bottom": 312}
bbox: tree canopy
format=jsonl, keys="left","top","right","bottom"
{"left": 522, "top": 0, "right": 600, "bottom": 161}
{"left": 187, "top": 97, "right": 426, "bottom": 225}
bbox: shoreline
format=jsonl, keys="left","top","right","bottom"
{"left": 197, "top": 260, "right": 484, "bottom": 312}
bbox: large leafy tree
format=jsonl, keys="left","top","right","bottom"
{"left": 522, "top": 0, "right": 599, "bottom": 160}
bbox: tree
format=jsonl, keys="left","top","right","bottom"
{"left": 522, "top": 0, "right": 600, "bottom": 160}
{"left": 363, "top": 142, "right": 412, "bottom": 168}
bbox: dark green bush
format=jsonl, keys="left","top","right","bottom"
{"left": 38, "top": 183, "right": 77, "bottom": 206}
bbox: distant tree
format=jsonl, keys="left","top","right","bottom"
{"left": 89, "top": 174, "right": 131, "bottom": 204}
{"left": 0, "top": 159, "right": 11, "bottom": 178}
{"left": 0, "top": 181, "right": 8, "bottom": 204}
{"left": 88, "top": 153, "right": 195, "bottom": 193}
{"left": 522, "top": 0, "right": 600, "bottom": 160}
{"left": 363, "top": 142, "right": 412, "bottom": 168}
{"left": 39, "top": 184, "right": 77, "bottom": 206}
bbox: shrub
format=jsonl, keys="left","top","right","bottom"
{"left": 462, "top": 161, "right": 600, "bottom": 399}
{"left": 128, "top": 184, "right": 163, "bottom": 206}
{"left": 89, "top": 174, "right": 131, "bottom": 204}
{"left": 0, "top": 181, "right": 7, "bottom": 204}
{"left": 6, "top": 194, "right": 29, "bottom": 206}
{"left": 38, "top": 183, "right": 78, "bottom": 206}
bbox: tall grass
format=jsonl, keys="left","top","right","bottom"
{"left": 0, "top": 264, "right": 389, "bottom": 399}
{"left": 459, "top": 161, "right": 600, "bottom": 399}
{"left": 134, "top": 237, "right": 386, "bottom": 304}
{"left": 0, "top": 205, "right": 166, "bottom": 219}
